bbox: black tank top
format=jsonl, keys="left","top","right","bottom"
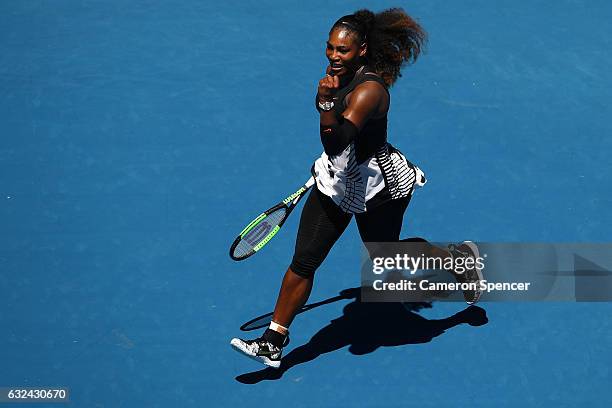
{"left": 317, "top": 66, "right": 389, "bottom": 164}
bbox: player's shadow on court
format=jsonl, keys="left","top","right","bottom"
{"left": 235, "top": 287, "right": 488, "bottom": 384}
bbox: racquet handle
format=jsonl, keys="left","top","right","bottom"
{"left": 304, "top": 176, "right": 315, "bottom": 189}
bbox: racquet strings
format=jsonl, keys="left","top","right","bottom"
{"left": 231, "top": 207, "right": 287, "bottom": 259}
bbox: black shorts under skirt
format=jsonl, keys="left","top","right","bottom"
{"left": 289, "top": 187, "right": 411, "bottom": 278}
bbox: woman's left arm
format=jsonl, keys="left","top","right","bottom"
{"left": 341, "top": 82, "right": 386, "bottom": 130}
{"left": 318, "top": 79, "right": 386, "bottom": 155}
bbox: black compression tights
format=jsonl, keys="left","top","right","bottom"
{"left": 289, "top": 188, "right": 411, "bottom": 279}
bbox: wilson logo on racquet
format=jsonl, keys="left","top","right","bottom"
{"left": 230, "top": 176, "right": 315, "bottom": 261}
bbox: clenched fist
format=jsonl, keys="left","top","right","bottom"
{"left": 318, "top": 73, "right": 340, "bottom": 101}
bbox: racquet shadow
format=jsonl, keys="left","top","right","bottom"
{"left": 235, "top": 287, "right": 488, "bottom": 384}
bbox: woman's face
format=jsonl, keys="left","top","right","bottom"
{"left": 326, "top": 27, "right": 366, "bottom": 77}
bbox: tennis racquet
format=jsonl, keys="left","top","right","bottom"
{"left": 229, "top": 176, "right": 316, "bottom": 261}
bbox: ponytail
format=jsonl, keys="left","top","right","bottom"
{"left": 332, "top": 8, "right": 427, "bottom": 87}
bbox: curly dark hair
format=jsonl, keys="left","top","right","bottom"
{"left": 331, "top": 8, "right": 427, "bottom": 87}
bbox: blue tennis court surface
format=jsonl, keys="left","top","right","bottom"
{"left": 1, "top": 0, "right": 611, "bottom": 406}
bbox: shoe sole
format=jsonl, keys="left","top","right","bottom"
{"left": 230, "top": 338, "right": 281, "bottom": 369}
{"left": 461, "top": 241, "right": 484, "bottom": 305}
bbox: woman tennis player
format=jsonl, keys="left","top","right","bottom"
{"left": 231, "top": 8, "right": 483, "bottom": 368}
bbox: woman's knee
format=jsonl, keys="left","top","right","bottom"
{"left": 289, "top": 251, "right": 323, "bottom": 279}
